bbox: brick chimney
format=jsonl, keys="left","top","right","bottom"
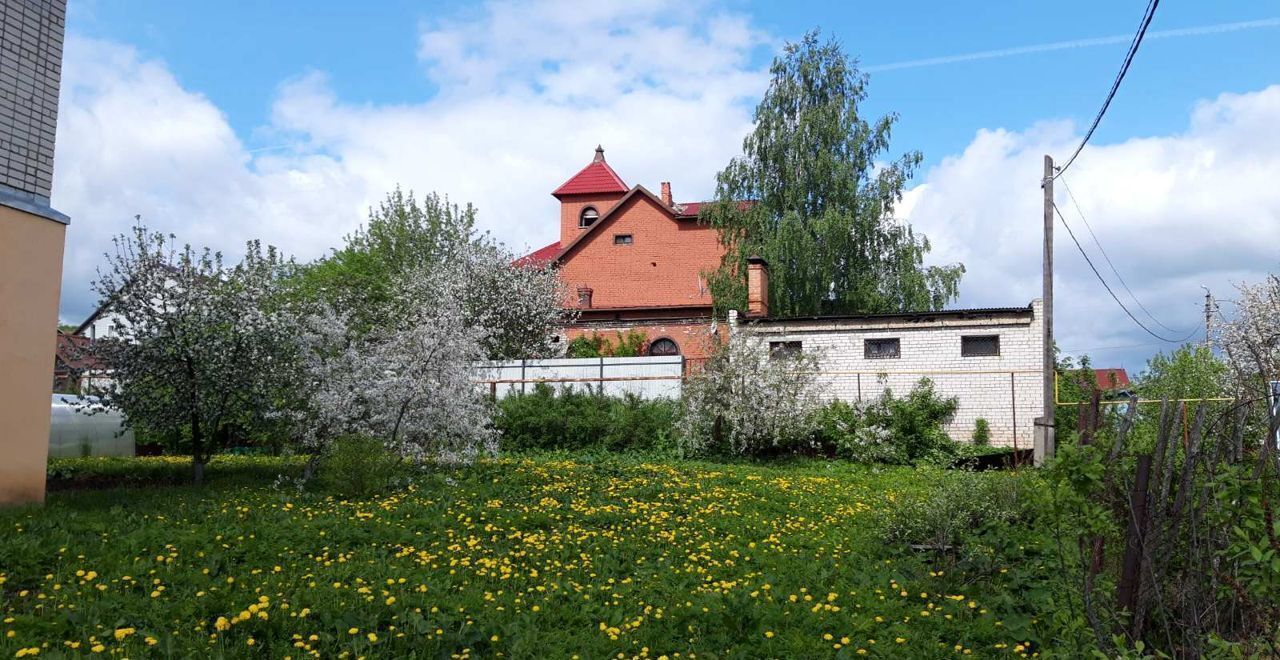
{"left": 746, "top": 256, "right": 769, "bottom": 318}
{"left": 660, "top": 182, "right": 672, "bottom": 207}
{"left": 577, "top": 286, "right": 593, "bottom": 309}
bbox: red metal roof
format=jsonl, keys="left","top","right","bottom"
{"left": 513, "top": 241, "right": 561, "bottom": 267}
{"left": 673, "top": 200, "right": 755, "bottom": 217}
{"left": 551, "top": 146, "right": 628, "bottom": 197}
{"left": 1093, "top": 368, "right": 1131, "bottom": 390}
{"left": 674, "top": 201, "right": 705, "bottom": 216}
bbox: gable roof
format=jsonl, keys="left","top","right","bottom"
{"left": 1092, "top": 368, "right": 1131, "bottom": 390}
{"left": 553, "top": 185, "right": 679, "bottom": 264}
{"left": 551, "top": 146, "right": 628, "bottom": 198}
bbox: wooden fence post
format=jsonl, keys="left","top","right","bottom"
{"left": 1118, "top": 454, "right": 1152, "bottom": 638}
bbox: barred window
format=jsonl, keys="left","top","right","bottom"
{"left": 961, "top": 335, "right": 1000, "bottom": 357}
{"left": 769, "top": 341, "right": 802, "bottom": 360}
{"left": 864, "top": 337, "right": 900, "bottom": 359}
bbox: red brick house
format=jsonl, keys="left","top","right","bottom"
{"left": 519, "top": 147, "right": 730, "bottom": 359}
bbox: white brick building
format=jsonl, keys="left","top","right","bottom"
{"left": 741, "top": 299, "right": 1044, "bottom": 449}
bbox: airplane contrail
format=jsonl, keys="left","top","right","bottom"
{"left": 865, "top": 17, "right": 1280, "bottom": 73}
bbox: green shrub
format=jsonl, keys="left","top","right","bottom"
{"left": 496, "top": 384, "right": 677, "bottom": 453}
{"left": 883, "top": 470, "right": 1030, "bottom": 550}
{"left": 565, "top": 330, "right": 649, "bottom": 358}
{"left": 314, "top": 435, "right": 405, "bottom": 496}
{"left": 972, "top": 417, "right": 991, "bottom": 446}
{"left": 813, "top": 379, "right": 961, "bottom": 465}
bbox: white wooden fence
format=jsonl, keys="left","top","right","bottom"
{"left": 476, "top": 356, "right": 684, "bottom": 400}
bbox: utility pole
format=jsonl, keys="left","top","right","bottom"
{"left": 1039, "top": 154, "right": 1055, "bottom": 465}
{"left": 1202, "top": 286, "right": 1213, "bottom": 350}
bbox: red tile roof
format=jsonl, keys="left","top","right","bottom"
{"left": 1093, "top": 368, "right": 1131, "bottom": 390}
{"left": 54, "top": 331, "right": 104, "bottom": 372}
{"left": 513, "top": 241, "right": 561, "bottom": 267}
{"left": 551, "top": 146, "right": 628, "bottom": 197}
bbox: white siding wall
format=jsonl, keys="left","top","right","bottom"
{"left": 748, "top": 300, "right": 1044, "bottom": 448}
{"left": 477, "top": 356, "right": 683, "bottom": 400}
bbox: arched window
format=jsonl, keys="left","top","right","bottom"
{"left": 648, "top": 337, "right": 680, "bottom": 356}
{"left": 579, "top": 206, "right": 599, "bottom": 228}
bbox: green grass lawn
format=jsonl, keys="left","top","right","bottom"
{"left": 1, "top": 455, "right": 1048, "bottom": 658}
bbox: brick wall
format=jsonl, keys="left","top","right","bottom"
{"left": 558, "top": 191, "right": 626, "bottom": 247}
{"left": 558, "top": 193, "right": 725, "bottom": 309}
{"left": 563, "top": 319, "right": 725, "bottom": 361}
{"left": 1, "top": 0, "right": 64, "bottom": 201}
{"left": 746, "top": 300, "right": 1045, "bottom": 447}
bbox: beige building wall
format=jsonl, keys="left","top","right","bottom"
{"left": 0, "top": 205, "right": 65, "bottom": 503}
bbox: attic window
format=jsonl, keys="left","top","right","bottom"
{"left": 614, "top": 234, "right": 633, "bottom": 245}
{"left": 579, "top": 207, "right": 599, "bottom": 228}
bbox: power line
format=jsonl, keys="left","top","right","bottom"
{"left": 1052, "top": 201, "right": 1194, "bottom": 344}
{"left": 1058, "top": 174, "right": 1187, "bottom": 334}
{"left": 1055, "top": 0, "right": 1160, "bottom": 178}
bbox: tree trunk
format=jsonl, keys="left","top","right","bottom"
{"left": 190, "top": 409, "right": 204, "bottom": 486}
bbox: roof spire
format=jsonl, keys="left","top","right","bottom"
{"left": 593, "top": 145, "right": 605, "bottom": 163}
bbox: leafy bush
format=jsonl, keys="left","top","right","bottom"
{"left": 972, "top": 417, "right": 991, "bottom": 446}
{"left": 313, "top": 435, "right": 406, "bottom": 496}
{"left": 883, "top": 470, "right": 1031, "bottom": 551}
{"left": 496, "top": 384, "right": 677, "bottom": 453}
{"left": 814, "top": 379, "right": 961, "bottom": 465}
{"left": 565, "top": 330, "right": 649, "bottom": 358}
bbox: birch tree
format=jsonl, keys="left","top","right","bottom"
{"left": 705, "top": 30, "right": 963, "bottom": 317}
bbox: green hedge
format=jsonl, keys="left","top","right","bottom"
{"left": 46, "top": 455, "right": 304, "bottom": 489}
{"left": 495, "top": 384, "right": 677, "bottom": 453}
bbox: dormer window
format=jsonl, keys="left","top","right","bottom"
{"left": 579, "top": 207, "right": 599, "bottom": 228}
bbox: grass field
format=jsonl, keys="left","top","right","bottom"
{"left": 1, "top": 455, "right": 1048, "bottom": 658}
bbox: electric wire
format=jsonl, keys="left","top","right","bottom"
{"left": 1055, "top": 0, "right": 1160, "bottom": 178}
{"left": 1058, "top": 174, "right": 1188, "bottom": 334}
{"left": 1052, "top": 201, "right": 1195, "bottom": 344}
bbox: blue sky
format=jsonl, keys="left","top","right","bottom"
{"left": 69, "top": 1, "right": 1278, "bottom": 165}
{"left": 53, "top": 0, "right": 1280, "bottom": 371}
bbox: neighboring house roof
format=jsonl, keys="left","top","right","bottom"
{"left": 1093, "top": 368, "right": 1131, "bottom": 390}
{"left": 73, "top": 303, "right": 109, "bottom": 336}
{"left": 54, "top": 331, "right": 104, "bottom": 372}
{"left": 551, "top": 146, "right": 628, "bottom": 197}
{"left": 513, "top": 241, "right": 561, "bottom": 267}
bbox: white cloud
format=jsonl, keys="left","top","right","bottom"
{"left": 52, "top": 0, "right": 769, "bottom": 323}
{"left": 901, "top": 85, "right": 1280, "bottom": 369}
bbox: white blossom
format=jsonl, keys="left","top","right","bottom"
{"left": 677, "top": 331, "right": 824, "bottom": 456}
